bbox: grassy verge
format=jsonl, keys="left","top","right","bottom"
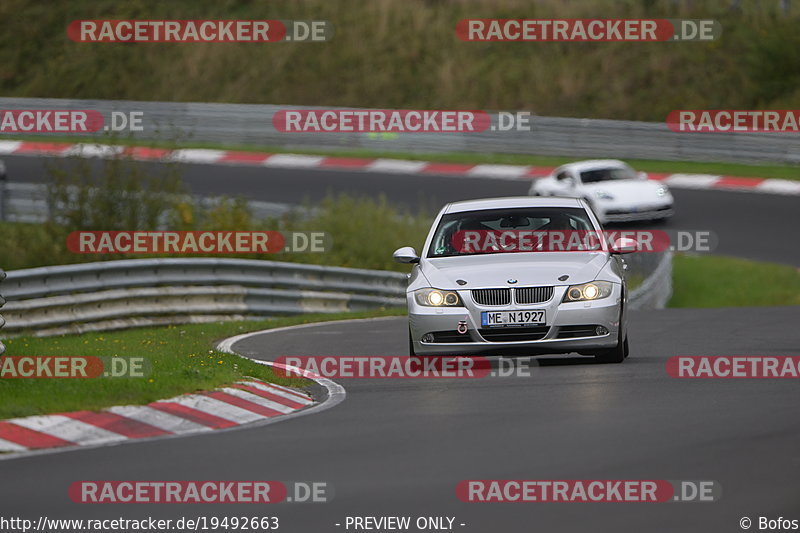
{"left": 0, "top": 308, "right": 404, "bottom": 419}
{"left": 670, "top": 254, "right": 800, "bottom": 308}
{"left": 1, "top": 1, "right": 799, "bottom": 122}
{"left": 2, "top": 134, "right": 798, "bottom": 181}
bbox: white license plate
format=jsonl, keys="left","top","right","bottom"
{"left": 481, "top": 310, "right": 546, "bottom": 327}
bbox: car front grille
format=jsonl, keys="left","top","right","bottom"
{"left": 471, "top": 287, "right": 553, "bottom": 305}
{"left": 478, "top": 326, "right": 550, "bottom": 342}
{"left": 515, "top": 286, "right": 554, "bottom": 304}
{"left": 471, "top": 288, "right": 511, "bottom": 306}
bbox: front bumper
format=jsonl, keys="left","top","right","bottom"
{"left": 408, "top": 284, "right": 623, "bottom": 356}
{"left": 601, "top": 203, "right": 674, "bottom": 223}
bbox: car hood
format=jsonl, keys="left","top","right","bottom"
{"left": 420, "top": 252, "right": 609, "bottom": 289}
{"left": 583, "top": 179, "right": 667, "bottom": 203}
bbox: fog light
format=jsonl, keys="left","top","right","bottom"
{"left": 422, "top": 333, "right": 434, "bottom": 343}
{"left": 596, "top": 326, "right": 608, "bottom": 335}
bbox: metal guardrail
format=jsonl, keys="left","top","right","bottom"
{"left": 0, "top": 182, "right": 46, "bottom": 223}
{"left": 0, "top": 97, "right": 797, "bottom": 164}
{"left": 627, "top": 250, "right": 673, "bottom": 310}
{"left": 1, "top": 258, "right": 407, "bottom": 336}
{"left": 0, "top": 252, "right": 670, "bottom": 338}
{"left": 0, "top": 268, "right": 6, "bottom": 354}
{"left": 0, "top": 182, "right": 295, "bottom": 224}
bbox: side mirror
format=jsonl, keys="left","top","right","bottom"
{"left": 563, "top": 176, "right": 577, "bottom": 187}
{"left": 610, "top": 237, "right": 637, "bottom": 255}
{"left": 638, "top": 171, "right": 648, "bottom": 180}
{"left": 393, "top": 246, "right": 420, "bottom": 264}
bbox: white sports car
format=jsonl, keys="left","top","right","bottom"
{"left": 529, "top": 159, "right": 673, "bottom": 223}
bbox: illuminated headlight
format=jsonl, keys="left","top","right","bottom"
{"left": 656, "top": 186, "right": 669, "bottom": 197}
{"left": 594, "top": 190, "right": 614, "bottom": 200}
{"left": 562, "top": 281, "right": 613, "bottom": 302}
{"left": 415, "top": 288, "right": 463, "bottom": 307}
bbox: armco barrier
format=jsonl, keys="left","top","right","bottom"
{"left": 0, "top": 268, "right": 6, "bottom": 354}
{"left": 626, "top": 250, "right": 673, "bottom": 310}
{"left": 0, "top": 182, "right": 295, "bottom": 224}
{"left": 0, "top": 253, "right": 670, "bottom": 338}
{"left": 0, "top": 97, "right": 796, "bottom": 164}
{"left": 0, "top": 258, "right": 407, "bottom": 336}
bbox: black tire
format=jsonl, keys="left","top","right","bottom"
{"left": 595, "top": 334, "right": 628, "bottom": 364}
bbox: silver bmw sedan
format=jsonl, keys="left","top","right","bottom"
{"left": 393, "top": 197, "right": 636, "bottom": 363}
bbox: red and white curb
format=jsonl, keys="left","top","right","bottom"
{"left": 0, "top": 379, "right": 315, "bottom": 455}
{"left": 0, "top": 140, "right": 797, "bottom": 196}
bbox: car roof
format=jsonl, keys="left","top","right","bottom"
{"left": 443, "top": 196, "right": 583, "bottom": 214}
{"left": 556, "top": 159, "right": 629, "bottom": 173}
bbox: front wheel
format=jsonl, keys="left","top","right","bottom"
{"left": 409, "top": 329, "right": 417, "bottom": 357}
{"left": 595, "top": 334, "right": 628, "bottom": 364}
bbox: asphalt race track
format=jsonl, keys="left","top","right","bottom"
{"left": 0, "top": 155, "right": 798, "bottom": 532}
{"left": 3, "top": 154, "right": 799, "bottom": 265}
{"left": 0, "top": 309, "right": 798, "bottom": 532}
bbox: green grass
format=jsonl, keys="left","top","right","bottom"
{"left": 670, "top": 254, "right": 800, "bottom": 308}
{"left": 2, "top": 1, "right": 799, "bottom": 122}
{"left": 2, "top": 133, "right": 798, "bottom": 180}
{"left": 0, "top": 308, "right": 404, "bottom": 419}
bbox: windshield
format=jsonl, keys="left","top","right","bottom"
{"left": 427, "top": 207, "right": 596, "bottom": 258}
{"left": 580, "top": 167, "right": 637, "bottom": 183}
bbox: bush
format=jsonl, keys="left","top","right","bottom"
{"left": 0, "top": 155, "right": 433, "bottom": 272}
{"left": 46, "top": 154, "right": 185, "bottom": 231}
